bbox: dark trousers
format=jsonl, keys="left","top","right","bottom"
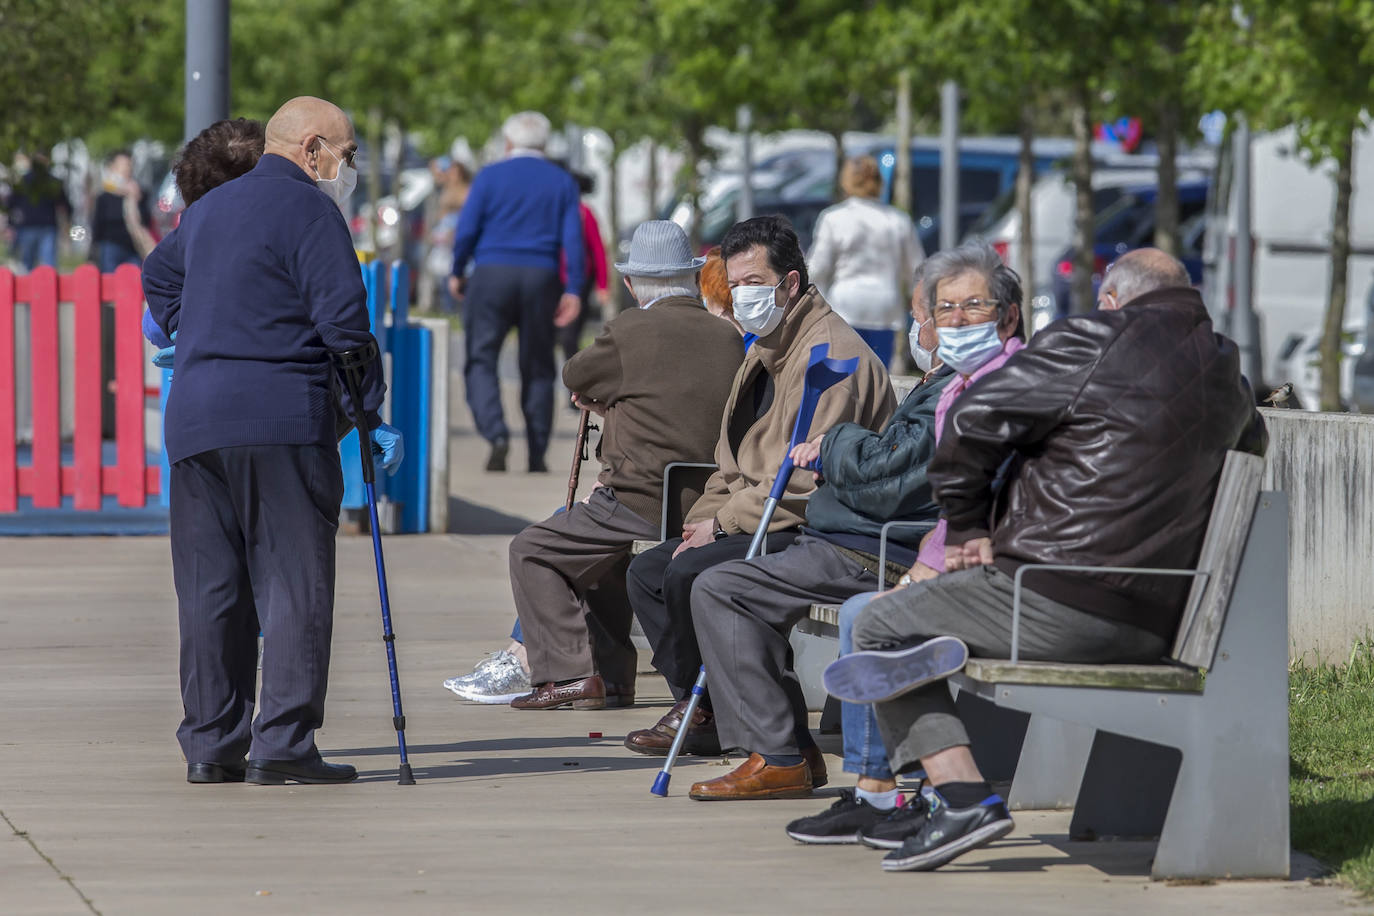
{"left": 170, "top": 444, "right": 343, "bottom": 764}
{"left": 626, "top": 531, "right": 799, "bottom": 700}
{"left": 462, "top": 263, "right": 562, "bottom": 463}
{"left": 510, "top": 487, "right": 659, "bottom": 686}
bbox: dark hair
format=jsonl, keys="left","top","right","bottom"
{"left": 174, "top": 117, "right": 266, "bottom": 206}
{"left": 720, "top": 215, "right": 809, "bottom": 291}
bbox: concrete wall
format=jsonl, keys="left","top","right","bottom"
{"left": 1260, "top": 408, "right": 1374, "bottom": 663}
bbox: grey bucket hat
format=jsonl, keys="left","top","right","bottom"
{"left": 613, "top": 220, "right": 707, "bottom": 277}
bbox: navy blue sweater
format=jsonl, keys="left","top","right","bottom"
{"left": 451, "top": 154, "right": 584, "bottom": 294}
{"left": 143, "top": 154, "right": 385, "bottom": 464}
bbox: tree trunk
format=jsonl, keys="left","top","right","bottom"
{"left": 365, "top": 106, "right": 384, "bottom": 260}
{"left": 606, "top": 137, "right": 621, "bottom": 320}
{"left": 1319, "top": 126, "right": 1356, "bottom": 411}
{"left": 1154, "top": 98, "right": 1180, "bottom": 256}
{"left": 893, "top": 68, "right": 912, "bottom": 215}
{"left": 646, "top": 139, "right": 658, "bottom": 221}
{"left": 685, "top": 126, "right": 704, "bottom": 250}
{"left": 1070, "top": 90, "right": 1095, "bottom": 314}
{"left": 831, "top": 128, "right": 846, "bottom": 200}
{"left": 1016, "top": 101, "right": 1035, "bottom": 333}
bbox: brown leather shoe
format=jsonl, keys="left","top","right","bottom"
{"left": 510, "top": 675, "right": 606, "bottom": 710}
{"left": 689, "top": 752, "right": 813, "bottom": 800}
{"left": 803, "top": 745, "right": 829, "bottom": 789}
{"left": 623, "top": 700, "right": 720, "bottom": 756}
{"left": 604, "top": 681, "right": 635, "bottom": 708}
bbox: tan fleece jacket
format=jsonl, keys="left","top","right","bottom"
{"left": 686, "top": 287, "right": 895, "bottom": 535}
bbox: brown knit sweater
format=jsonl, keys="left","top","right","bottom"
{"left": 562, "top": 296, "right": 745, "bottom": 525}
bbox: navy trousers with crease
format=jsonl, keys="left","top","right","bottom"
{"left": 171, "top": 444, "right": 343, "bottom": 764}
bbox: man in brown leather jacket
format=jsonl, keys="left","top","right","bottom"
{"left": 837, "top": 248, "right": 1266, "bottom": 872}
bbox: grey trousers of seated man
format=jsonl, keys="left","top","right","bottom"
{"left": 851, "top": 564, "right": 1169, "bottom": 775}
{"left": 510, "top": 486, "right": 659, "bottom": 686}
{"left": 692, "top": 536, "right": 881, "bottom": 756}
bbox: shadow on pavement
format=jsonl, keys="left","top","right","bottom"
{"left": 355, "top": 752, "right": 692, "bottom": 783}
{"left": 447, "top": 495, "right": 533, "bottom": 535}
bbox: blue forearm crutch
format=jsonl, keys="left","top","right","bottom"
{"left": 651, "top": 343, "right": 859, "bottom": 796}
{"left": 337, "top": 341, "right": 416, "bottom": 786}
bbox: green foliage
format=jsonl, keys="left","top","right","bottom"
{"left": 1289, "top": 641, "right": 1374, "bottom": 896}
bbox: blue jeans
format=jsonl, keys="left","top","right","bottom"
{"left": 15, "top": 226, "right": 57, "bottom": 271}
{"left": 839, "top": 591, "right": 894, "bottom": 780}
{"left": 97, "top": 241, "right": 140, "bottom": 273}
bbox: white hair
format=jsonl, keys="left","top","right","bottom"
{"left": 628, "top": 272, "right": 699, "bottom": 306}
{"left": 502, "top": 111, "right": 551, "bottom": 150}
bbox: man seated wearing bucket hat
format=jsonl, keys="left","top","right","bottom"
{"left": 502, "top": 221, "right": 745, "bottom": 710}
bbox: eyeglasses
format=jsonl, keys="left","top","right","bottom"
{"left": 320, "top": 138, "right": 357, "bottom": 168}
{"left": 934, "top": 297, "right": 1000, "bottom": 320}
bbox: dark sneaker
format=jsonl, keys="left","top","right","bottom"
{"left": 881, "top": 792, "right": 1014, "bottom": 871}
{"left": 785, "top": 789, "right": 893, "bottom": 844}
{"left": 859, "top": 794, "right": 930, "bottom": 849}
{"left": 822, "top": 636, "right": 969, "bottom": 704}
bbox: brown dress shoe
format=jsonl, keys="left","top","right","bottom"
{"left": 623, "top": 700, "right": 720, "bottom": 756}
{"left": 511, "top": 675, "right": 606, "bottom": 710}
{"left": 689, "top": 752, "right": 813, "bottom": 800}
{"left": 803, "top": 745, "right": 828, "bottom": 789}
{"left": 604, "top": 682, "right": 635, "bottom": 708}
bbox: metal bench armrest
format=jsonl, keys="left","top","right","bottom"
{"left": 877, "top": 520, "right": 933, "bottom": 590}
{"left": 1009, "top": 564, "right": 1210, "bottom": 663}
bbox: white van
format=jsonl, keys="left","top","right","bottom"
{"left": 1205, "top": 125, "right": 1374, "bottom": 404}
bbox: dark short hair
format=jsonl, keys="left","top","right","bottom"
{"left": 174, "top": 117, "right": 266, "bottom": 206}
{"left": 720, "top": 215, "right": 809, "bottom": 291}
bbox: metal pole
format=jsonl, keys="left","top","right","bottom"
{"left": 737, "top": 106, "right": 755, "bottom": 220}
{"left": 1232, "top": 117, "right": 1263, "bottom": 386}
{"left": 184, "top": 0, "right": 230, "bottom": 141}
{"left": 940, "top": 81, "right": 960, "bottom": 252}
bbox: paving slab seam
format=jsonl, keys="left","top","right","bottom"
{"left": 1, "top": 808, "right": 102, "bottom": 915}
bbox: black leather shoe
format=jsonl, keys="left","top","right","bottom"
{"left": 486, "top": 437, "right": 509, "bottom": 472}
{"left": 187, "top": 760, "right": 247, "bottom": 784}
{"left": 245, "top": 756, "right": 358, "bottom": 785}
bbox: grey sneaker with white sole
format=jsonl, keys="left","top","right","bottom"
{"left": 822, "top": 636, "right": 970, "bottom": 704}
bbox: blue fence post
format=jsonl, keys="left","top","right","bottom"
{"left": 341, "top": 260, "right": 389, "bottom": 513}
{"left": 385, "top": 261, "right": 431, "bottom": 533}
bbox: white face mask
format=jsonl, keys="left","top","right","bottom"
{"left": 936, "top": 320, "right": 1004, "bottom": 375}
{"left": 731, "top": 277, "right": 786, "bottom": 337}
{"left": 314, "top": 141, "right": 357, "bottom": 211}
{"left": 908, "top": 318, "right": 937, "bottom": 372}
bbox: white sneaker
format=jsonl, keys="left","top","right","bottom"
{"left": 443, "top": 650, "right": 532, "bottom": 704}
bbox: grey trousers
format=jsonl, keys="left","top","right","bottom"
{"left": 692, "top": 536, "right": 878, "bottom": 756}
{"left": 171, "top": 444, "right": 343, "bottom": 764}
{"left": 852, "top": 564, "right": 1169, "bottom": 774}
{"left": 510, "top": 487, "right": 659, "bottom": 685}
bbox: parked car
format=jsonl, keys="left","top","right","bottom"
{"left": 1046, "top": 179, "right": 1211, "bottom": 318}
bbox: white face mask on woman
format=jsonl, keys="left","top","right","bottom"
{"left": 314, "top": 141, "right": 357, "bottom": 211}
{"left": 731, "top": 277, "right": 786, "bottom": 337}
{"left": 936, "top": 320, "right": 1004, "bottom": 375}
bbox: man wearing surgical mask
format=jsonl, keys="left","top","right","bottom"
{"left": 623, "top": 215, "right": 894, "bottom": 781}
{"left": 144, "top": 96, "right": 399, "bottom": 787}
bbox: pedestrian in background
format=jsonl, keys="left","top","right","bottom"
{"left": 808, "top": 155, "right": 923, "bottom": 367}
{"left": 144, "top": 96, "right": 402, "bottom": 787}
{"left": 556, "top": 169, "right": 609, "bottom": 366}
{"left": 90, "top": 150, "right": 155, "bottom": 272}
{"left": 448, "top": 111, "right": 584, "bottom": 474}
{"left": 5, "top": 152, "right": 70, "bottom": 271}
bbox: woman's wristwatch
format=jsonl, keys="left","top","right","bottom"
{"left": 712, "top": 518, "right": 728, "bottom": 540}
{"left": 896, "top": 573, "right": 913, "bottom": 587}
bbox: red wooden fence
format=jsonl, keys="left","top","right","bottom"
{"left": 0, "top": 264, "right": 159, "bottom": 512}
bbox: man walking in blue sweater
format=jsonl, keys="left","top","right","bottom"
{"left": 448, "top": 111, "right": 584, "bottom": 473}
{"left": 144, "top": 96, "right": 403, "bottom": 786}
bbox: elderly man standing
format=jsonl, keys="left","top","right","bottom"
{"left": 827, "top": 248, "right": 1266, "bottom": 871}
{"left": 500, "top": 221, "right": 744, "bottom": 709}
{"left": 144, "top": 96, "right": 402, "bottom": 786}
{"left": 449, "top": 111, "right": 584, "bottom": 474}
{"left": 623, "top": 215, "right": 894, "bottom": 793}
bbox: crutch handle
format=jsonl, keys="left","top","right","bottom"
{"left": 333, "top": 341, "right": 380, "bottom": 484}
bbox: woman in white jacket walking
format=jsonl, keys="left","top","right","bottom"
{"left": 808, "top": 155, "right": 923, "bottom": 367}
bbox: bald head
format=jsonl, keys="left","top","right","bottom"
{"left": 1098, "top": 248, "right": 1193, "bottom": 309}
{"left": 264, "top": 96, "right": 355, "bottom": 180}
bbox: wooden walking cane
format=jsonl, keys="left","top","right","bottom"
{"left": 565, "top": 407, "right": 599, "bottom": 511}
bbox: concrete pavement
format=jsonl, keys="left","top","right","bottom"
{"left": 0, "top": 357, "right": 1367, "bottom": 914}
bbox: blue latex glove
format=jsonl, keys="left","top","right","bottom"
{"left": 369, "top": 422, "right": 404, "bottom": 476}
{"left": 152, "top": 330, "right": 176, "bottom": 371}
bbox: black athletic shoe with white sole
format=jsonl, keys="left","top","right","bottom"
{"left": 881, "top": 792, "right": 1014, "bottom": 871}
{"left": 785, "top": 789, "right": 891, "bottom": 844}
{"left": 859, "top": 795, "right": 929, "bottom": 849}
